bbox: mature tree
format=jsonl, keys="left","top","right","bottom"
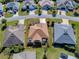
{"left": 52, "top": 10, "right": 56, "bottom": 17}
{"left": 3, "top": 44, "right": 24, "bottom": 59}
{"left": 3, "top": 48, "right": 12, "bottom": 59}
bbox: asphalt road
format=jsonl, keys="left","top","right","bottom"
{"left": 0, "top": 14, "right": 79, "bottom": 24}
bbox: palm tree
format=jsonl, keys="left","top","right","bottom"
{"left": 34, "top": 0, "right": 39, "bottom": 4}
{"left": 26, "top": 5, "right": 30, "bottom": 15}
{"left": 52, "top": 10, "right": 56, "bottom": 17}
{"left": 37, "top": 4, "right": 42, "bottom": 16}
{"left": 1, "top": 19, "right": 7, "bottom": 31}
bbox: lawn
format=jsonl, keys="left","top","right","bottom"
{"left": 69, "top": 21, "right": 79, "bottom": 47}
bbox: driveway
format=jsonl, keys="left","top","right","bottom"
{"left": 61, "top": 11, "right": 69, "bottom": 25}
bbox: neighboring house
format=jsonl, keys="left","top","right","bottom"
{"left": 6, "top": 2, "right": 19, "bottom": 14}
{"left": 54, "top": 23, "right": 76, "bottom": 45}
{"left": 39, "top": 0, "right": 54, "bottom": 10}
{"left": 56, "top": 0, "right": 77, "bottom": 11}
{"left": 27, "top": 22, "right": 49, "bottom": 47}
{"left": 60, "top": 53, "right": 77, "bottom": 59}
{"left": 3, "top": 24, "right": 24, "bottom": 47}
{"left": 12, "top": 51, "right": 36, "bottom": 59}
{"left": 0, "top": 3, "right": 3, "bottom": 17}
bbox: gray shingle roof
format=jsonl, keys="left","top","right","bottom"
{"left": 54, "top": 23, "right": 76, "bottom": 44}
{"left": 56, "top": 0, "right": 76, "bottom": 8}
{"left": 3, "top": 24, "right": 24, "bottom": 47}
{"left": 0, "top": 3, "right": 3, "bottom": 11}
{"left": 12, "top": 51, "right": 36, "bottom": 59}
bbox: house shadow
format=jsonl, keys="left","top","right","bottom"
{"left": 52, "top": 43, "right": 75, "bottom": 53}
{"left": 27, "top": 40, "right": 42, "bottom": 48}
{"left": 53, "top": 43, "right": 64, "bottom": 48}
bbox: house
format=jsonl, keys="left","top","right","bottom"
{"left": 6, "top": 2, "right": 19, "bottom": 14}
{"left": 0, "top": 3, "right": 3, "bottom": 17}
{"left": 27, "top": 22, "right": 49, "bottom": 47}
{"left": 39, "top": 0, "right": 54, "bottom": 10}
{"left": 56, "top": 0, "right": 76, "bottom": 11}
{"left": 3, "top": 24, "right": 24, "bottom": 47}
{"left": 60, "top": 53, "right": 76, "bottom": 59}
{"left": 54, "top": 23, "right": 76, "bottom": 45}
{"left": 12, "top": 51, "right": 36, "bottom": 59}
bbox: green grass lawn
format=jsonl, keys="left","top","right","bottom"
{"left": 69, "top": 21, "right": 79, "bottom": 48}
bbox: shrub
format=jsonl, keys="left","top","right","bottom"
{"left": 1, "top": 24, "right": 7, "bottom": 31}
{"left": 1, "top": 19, "right": 7, "bottom": 24}
{"left": 0, "top": 47, "right": 3, "bottom": 53}
{"left": 64, "top": 45, "right": 75, "bottom": 53}
{"left": 75, "top": 45, "right": 79, "bottom": 58}
{"left": 43, "top": 54, "right": 47, "bottom": 59}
